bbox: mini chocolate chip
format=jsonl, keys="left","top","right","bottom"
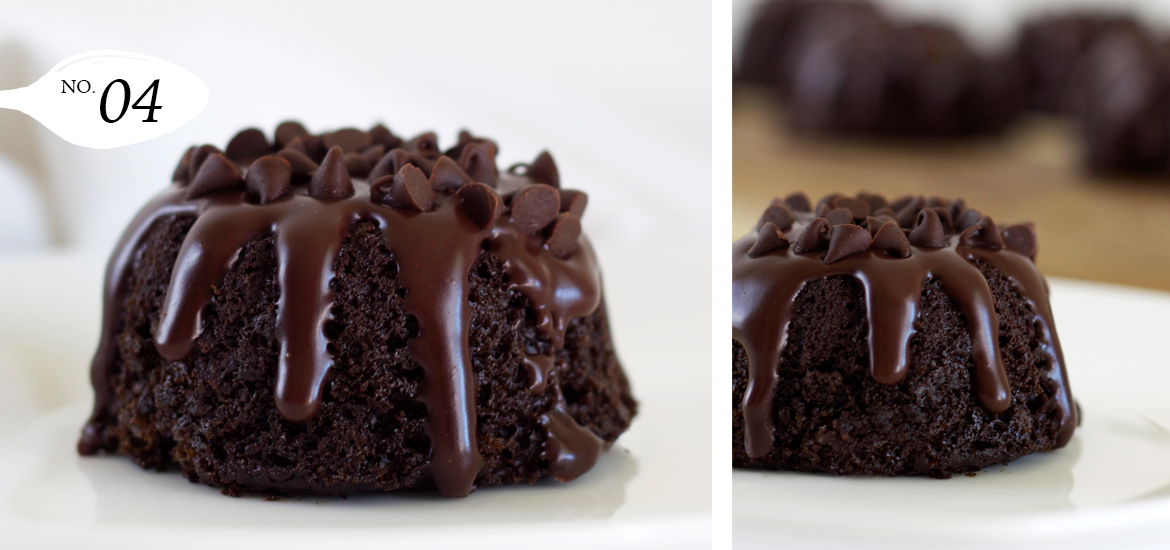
{"left": 276, "top": 149, "right": 319, "bottom": 178}
{"left": 748, "top": 221, "right": 790, "bottom": 258}
{"left": 544, "top": 213, "right": 582, "bottom": 258}
{"left": 369, "top": 149, "right": 411, "bottom": 182}
{"left": 186, "top": 152, "right": 244, "bottom": 199}
{"left": 429, "top": 156, "right": 474, "bottom": 192}
{"left": 343, "top": 152, "right": 371, "bottom": 178}
{"left": 792, "top": 218, "right": 831, "bottom": 254}
{"left": 443, "top": 130, "right": 476, "bottom": 159}
{"left": 457, "top": 182, "right": 502, "bottom": 229}
{"left": 510, "top": 184, "right": 560, "bottom": 233}
{"left": 1002, "top": 223, "right": 1038, "bottom": 259}
{"left": 173, "top": 146, "right": 194, "bottom": 184}
{"left": 824, "top": 224, "right": 872, "bottom": 264}
{"left": 816, "top": 193, "right": 844, "bottom": 214}
{"left": 308, "top": 146, "right": 355, "bottom": 198}
{"left": 873, "top": 206, "right": 897, "bottom": 218}
{"left": 926, "top": 197, "right": 947, "bottom": 209}
{"left": 323, "top": 128, "right": 371, "bottom": 153}
{"left": 815, "top": 203, "right": 831, "bottom": 218}
{"left": 283, "top": 136, "right": 307, "bottom": 153}
{"left": 955, "top": 208, "right": 982, "bottom": 232}
{"left": 832, "top": 197, "right": 871, "bottom": 220}
{"left": 225, "top": 128, "right": 270, "bottom": 162}
{"left": 930, "top": 206, "right": 953, "bottom": 229}
{"left": 300, "top": 134, "right": 326, "bottom": 161}
{"left": 908, "top": 209, "right": 947, "bottom": 248}
{"left": 784, "top": 192, "right": 811, "bottom": 212}
{"left": 826, "top": 207, "right": 854, "bottom": 227}
{"left": 459, "top": 143, "right": 499, "bottom": 186}
{"left": 889, "top": 195, "right": 915, "bottom": 212}
{"left": 864, "top": 216, "right": 884, "bottom": 236}
{"left": 959, "top": 215, "right": 1003, "bottom": 250}
{"left": 757, "top": 202, "right": 793, "bottom": 230}
{"left": 187, "top": 144, "right": 219, "bottom": 182}
{"left": 559, "top": 189, "right": 588, "bottom": 218}
{"left": 245, "top": 156, "right": 293, "bottom": 204}
{"left": 274, "top": 121, "right": 309, "bottom": 149}
{"left": 949, "top": 198, "right": 967, "bottom": 222}
{"left": 369, "top": 124, "right": 403, "bottom": 150}
{"left": 406, "top": 132, "right": 440, "bottom": 158}
{"left": 362, "top": 145, "right": 386, "bottom": 166}
{"left": 896, "top": 196, "right": 926, "bottom": 228}
{"left": 372, "top": 165, "right": 434, "bottom": 212}
{"left": 527, "top": 151, "right": 560, "bottom": 187}
{"left": 871, "top": 221, "right": 912, "bottom": 258}
{"left": 858, "top": 192, "right": 887, "bottom": 211}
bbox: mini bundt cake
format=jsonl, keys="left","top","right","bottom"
{"left": 732, "top": 193, "right": 1075, "bottom": 477}
{"left": 78, "top": 123, "right": 636, "bottom": 497}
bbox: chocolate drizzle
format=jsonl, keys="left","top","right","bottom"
{"left": 732, "top": 193, "right": 1076, "bottom": 460}
{"left": 84, "top": 124, "right": 610, "bottom": 497}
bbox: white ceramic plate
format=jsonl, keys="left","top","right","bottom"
{"left": 0, "top": 244, "right": 711, "bottom": 550}
{"left": 735, "top": 278, "right": 1170, "bottom": 550}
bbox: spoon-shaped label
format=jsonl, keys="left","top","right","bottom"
{"left": 0, "top": 51, "right": 209, "bottom": 149}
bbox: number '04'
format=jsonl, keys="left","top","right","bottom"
{"left": 100, "top": 79, "right": 161, "bottom": 123}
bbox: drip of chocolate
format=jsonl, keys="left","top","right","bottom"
{"left": 732, "top": 193, "right": 1077, "bottom": 460}
{"left": 84, "top": 124, "right": 607, "bottom": 497}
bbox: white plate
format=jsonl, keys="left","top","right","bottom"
{"left": 0, "top": 244, "right": 712, "bottom": 550}
{"left": 735, "top": 278, "right": 1170, "bottom": 550}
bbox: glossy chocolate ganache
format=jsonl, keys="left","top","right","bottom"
{"left": 733, "top": 193, "right": 1076, "bottom": 475}
{"left": 80, "top": 123, "right": 632, "bottom": 497}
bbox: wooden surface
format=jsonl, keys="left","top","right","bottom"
{"left": 733, "top": 88, "right": 1170, "bottom": 291}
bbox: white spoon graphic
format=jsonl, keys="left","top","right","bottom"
{"left": 0, "top": 50, "right": 208, "bottom": 149}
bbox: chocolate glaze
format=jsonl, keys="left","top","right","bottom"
{"left": 83, "top": 125, "right": 611, "bottom": 497}
{"left": 732, "top": 194, "right": 1076, "bottom": 460}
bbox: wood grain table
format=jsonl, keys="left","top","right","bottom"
{"left": 733, "top": 87, "right": 1170, "bottom": 291}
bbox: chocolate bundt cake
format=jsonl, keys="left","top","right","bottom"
{"left": 732, "top": 193, "right": 1076, "bottom": 478}
{"left": 78, "top": 123, "right": 636, "bottom": 497}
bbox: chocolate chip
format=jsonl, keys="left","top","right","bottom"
{"left": 784, "top": 192, "right": 811, "bottom": 212}
{"left": 926, "top": 197, "right": 947, "bottom": 209}
{"left": 959, "top": 215, "right": 1003, "bottom": 250}
{"left": 930, "top": 206, "right": 953, "bottom": 229}
{"left": 559, "top": 189, "right": 588, "bottom": 218}
{"left": 406, "top": 132, "right": 440, "bottom": 158}
{"left": 832, "top": 197, "right": 871, "bottom": 220}
{"left": 369, "top": 124, "right": 403, "bottom": 150}
{"left": 173, "top": 146, "right": 194, "bottom": 184}
{"left": 188, "top": 144, "right": 220, "bottom": 183}
{"left": 283, "top": 136, "right": 307, "bottom": 153}
{"left": 948, "top": 198, "right": 967, "bottom": 222}
{"left": 343, "top": 152, "right": 371, "bottom": 178}
{"left": 889, "top": 195, "right": 915, "bottom": 212}
{"left": 896, "top": 196, "right": 926, "bottom": 228}
{"left": 276, "top": 149, "right": 319, "bottom": 178}
{"left": 1002, "top": 223, "right": 1038, "bottom": 259}
{"left": 274, "top": 121, "right": 308, "bottom": 149}
{"left": 955, "top": 208, "right": 982, "bottom": 232}
{"left": 510, "top": 184, "right": 560, "bottom": 233}
{"left": 300, "top": 134, "right": 326, "bottom": 162}
{"left": 748, "top": 221, "right": 790, "bottom": 258}
{"left": 873, "top": 207, "right": 897, "bottom": 218}
{"left": 429, "top": 156, "right": 474, "bottom": 192}
{"left": 308, "top": 146, "right": 354, "bottom": 198}
{"left": 369, "top": 149, "right": 410, "bottom": 182}
{"left": 323, "top": 128, "right": 371, "bottom": 154}
{"left": 527, "top": 151, "right": 560, "bottom": 188}
{"left": 457, "top": 182, "right": 502, "bottom": 229}
{"left": 816, "top": 193, "right": 844, "bottom": 214}
{"left": 871, "top": 221, "right": 912, "bottom": 258}
{"left": 826, "top": 207, "right": 854, "bottom": 227}
{"left": 245, "top": 156, "right": 293, "bottom": 204}
{"left": 443, "top": 130, "right": 477, "bottom": 159}
{"left": 758, "top": 202, "right": 793, "bottom": 230}
{"left": 908, "top": 209, "right": 947, "bottom": 248}
{"left": 544, "top": 213, "right": 582, "bottom": 258}
{"left": 824, "top": 224, "right": 872, "bottom": 264}
{"left": 225, "top": 128, "right": 270, "bottom": 162}
{"left": 864, "top": 216, "right": 884, "bottom": 236}
{"left": 186, "top": 152, "right": 244, "bottom": 199}
{"left": 362, "top": 145, "right": 386, "bottom": 166}
{"left": 792, "top": 218, "right": 831, "bottom": 254}
{"left": 459, "top": 143, "right": 499, "bottom": 186}
{"left": 858, "top": 192, "right": 887, "bottom": 211}
{"left": 372, "top": 165, "right": 434, "bottom": 212}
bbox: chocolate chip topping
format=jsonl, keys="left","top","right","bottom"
{"left": 510, "top": 184, "right": 561, "bottom": 233}
{"left": 908, "top": 208, "right": 948, "bottom": 248}
{"left": 1003, "top": 223, "right": 1038, "bottom": 259}
{"left": 173, "top": 146, "right": 194, "bottom": 184}
{"left": 274, "top": 121, "right": 309, "bottom": 149}
{"left": 955, "top": 208, "right": 982, "bottom": 232}
{"left": 187, "top": 144, "right": 220, "bottom": 183}
{"left": 368, "top": 124, "right": 403, "bottom": 150}
{"left": 406, "top": 132, "right": 440, "bottom": 158}
{"left": 896, "top": 196, "right": 927, "bottom": 228}
{"left": 372, "top": 165, "right": 434, "bottom": 212}
{"left": 930, "top": 206, "right": 954, "bottom": 230}
{"left": 559, "top": 189, "right": 588, "bottom": 217}
{"left": 245, "top": 156, "right": 293, "bottom": 204}
{"left": 825, "top": 207, "right": 854, "bottom": 227}
{"left": 544, "top": 213, "right": 582, "bottom": 258}
{"left": 748, "top": 221, "right": 790, "bottom": 258}
{"left": 870, "top": 220, "right": 912, "bottom": 257}
{"left": 276, "top": 149, "right": 320, "bottom": 178}
{"left": 527, "top": 151, "right": 560, "bottom": 188}
{"left": 832, "top": 196, "right": 871, "bottom": 220}
{"left": 225, "top": 128, "right": 270, "bottom": 162}
{"left": 362, "top": 145, "right": 386, "bottom": 166}
{"left": 429, "top": 156, "right": 474, "bottom": 192}
{"left": 858, "top": 192, "right": 888, "bottom": 211}
{"left": 459, "top": 143, "right": 499, "bottom": 186}
{"left": 824, "top": 224, "right": 872, "bottom": 264}
{"left": 308, "top": 146, "right": 355, "bottom": 198}
{"left": 816, "top": 193, "right": 844, "bottom": 215}
{"left": 186, "top": 152, "right": 244, "bottom": 199}
{"left": 323, "top": 128, "right": 371, "bottom": 154}
{"left": 343, "top": 152, "right": 372, "bottom": 178}
{"left": 456, "top": 181, "right": 502, "bottom": 229}
{"left": 792, "top": 217, "right": 831, "bottom": 254}
{"left": 960, "top": 215, "right": 1004, "bottom": 250}
{"left": 784, "top": 192, "right": 812, "bottom": 212}
{"left": 758, "top": 201, "right": 794, "bottom": 231}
